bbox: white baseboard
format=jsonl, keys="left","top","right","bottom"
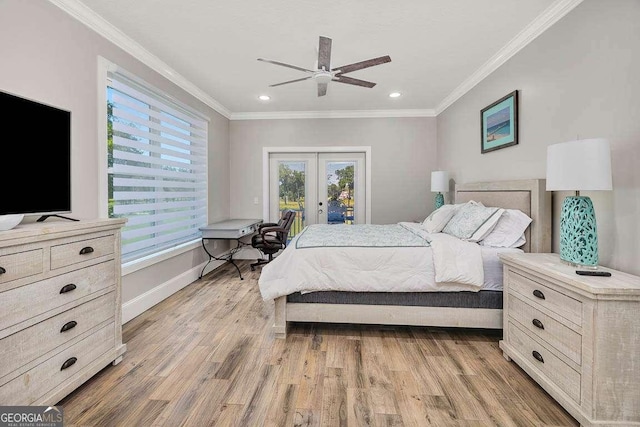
{"left": 121, "top": 251, "right": 229, "bottom": 324}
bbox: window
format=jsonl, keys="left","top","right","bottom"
{"left": 107, "top": 70, "right": 208, "bottom": 264}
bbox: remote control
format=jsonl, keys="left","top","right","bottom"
{"left": 576, "top": 270, "right": 612, "bottom": 277}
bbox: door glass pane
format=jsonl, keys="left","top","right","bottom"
{"left": 278, "top": 161, "right": 306, "bottom": 239}
{"left": 326, "top": 161, "right": 356, "bottom": 225}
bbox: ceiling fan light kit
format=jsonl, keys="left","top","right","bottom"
{"left": 258, "top": 36, "right": 391, "bottom": 97}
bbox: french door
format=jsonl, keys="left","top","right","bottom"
{"left": 269, "top": 151, "right": 366, "bottom": 239}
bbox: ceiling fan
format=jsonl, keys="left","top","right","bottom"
{"left": 257, "top": 36, "right": 391, "bottom": 97}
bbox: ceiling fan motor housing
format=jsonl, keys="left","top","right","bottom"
{"left": 313, "top": 71, "right": 333, "bottom": 84}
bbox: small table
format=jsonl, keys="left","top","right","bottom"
{"left": 199, "top": 218, "right": 263, "bottom": 280}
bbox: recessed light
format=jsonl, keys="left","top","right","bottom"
{"left": 258, "top": 95, "right": 271, "bottom": 101}
{"left": 389, "top": 92, "right": 401, "bottom": 98}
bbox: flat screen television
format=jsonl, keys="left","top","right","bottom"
{"left": 0, "top": 90, "right": 72, "bottom": 220}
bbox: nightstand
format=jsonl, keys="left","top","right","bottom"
{"left": 498, "top": 253, "right": 640, "bottom": 427}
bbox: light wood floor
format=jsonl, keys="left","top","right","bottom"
{"left": 59, "top": 261, "right": 579, "bottom": 427}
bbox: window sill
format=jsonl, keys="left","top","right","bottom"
{"left": 122, "top": 238, "right": 202, "bottom": 276}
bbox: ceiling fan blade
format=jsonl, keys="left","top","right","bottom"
{"left": 318, "top": 82, "right": 328, "bottom": 97}
{"left": 317, "top": 36, "right": 332, "bottom": 71}
{"left": 257, "top": 58, "right": 314, "bottom": 73}
{"left": 332, "top": 75, "right": 376, "bottom": 88}
{"left": 331, "top": 55, "right": 391, "bottom": 74}
{"left": 270, "top": 76, "right": 313, "bottom": 87}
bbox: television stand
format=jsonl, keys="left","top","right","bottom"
{"left": 36, "top": 214, "right": 79, "bottom": 222}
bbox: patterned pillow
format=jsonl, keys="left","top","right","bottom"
{"left": 442, "top": 203, "right": 502, "bottom": 240}
{"left": 467, "top": 208, "right": 505, "bottom": 242}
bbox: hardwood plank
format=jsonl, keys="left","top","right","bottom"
{"left": 264, "top": 383, "right": 299, "bottom": 426}
{"left": 375, "top": 413, "right": 404, "bottom": 426}
{"left": 295, "top": 349, "right": 327, "bottom": 410}
{"left": 389, "top": 370, "right": 432, "bottom": 426}
{"left": 236, "top": 363, "right": 281, "bottom": 426}
{"left": 347, "top": 387, "right": 375, "bottom": 426}
{"left": 206, "top": 403, "right": 245, "bottom": 427}
{"left": 320, "top": 368, "right": 348, "bottom": 427}
{"left": 370, "top": 385, "right": 399, "bottom": 415}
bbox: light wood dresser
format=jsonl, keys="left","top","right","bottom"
{"left": 0, "top": 218, "right": 127, "bottom": 405}
{"left": 499, "top": 253, "right": 640, "bottom": 427}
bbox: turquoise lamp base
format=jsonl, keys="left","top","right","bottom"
{"left": 560, "top": 195, "right": 599, "bottom": 267}
{"left": 434, "top": 192, "right": 444, "bottom": 209}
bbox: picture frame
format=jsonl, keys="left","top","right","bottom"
{"left": 481, "top": 90, "right": 518, "bottom": 154}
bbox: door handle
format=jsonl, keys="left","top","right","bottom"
{"left": 318, "top": 209, "right": 323, "bottom": 214}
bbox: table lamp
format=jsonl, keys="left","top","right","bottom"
{"left": 546, "top": 138, "right": 612, "bottom": 267}
{"left": 431, "top": 171, "right": 449, "bottom": 209}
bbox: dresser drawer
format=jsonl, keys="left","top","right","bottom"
{"left": 508, "top": 270, "right": 582, "bottom": 326}
{"left": 508, "top": 294, "right": 582, "bottom": 365}
{"left": 50, "top": 234, "right": 115, "bottom": 270}
{"left": 0, "top": 249, "right": 43, "bottom": 286}
{"left": 0, "top": 323, "right": 115, "bottom": 405}
{"left": 0, "top": 260, "right": 115, "bottom": 331}
{"left": 508, "top": 322, "right": 581, "bottom": 403}
{"left": 0, "top": 292, "right": 115, "bottom": 380}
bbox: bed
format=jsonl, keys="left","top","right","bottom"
{"left": 259, "top": 179, "right": 551, "bottom": 338}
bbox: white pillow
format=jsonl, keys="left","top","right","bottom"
{"left": 442, "top": 203, "right": 503, "bottom": 240}
{"left": 480, "top": 209, "right": 532, "bottom": 248}
{"left": 510, "top": 234, "right": 527, "bottom": 248}
{"left": 422, "top": 204, "right": 459, "bottom": 233}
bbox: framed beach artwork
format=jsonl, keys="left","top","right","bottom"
{"left": 481, "top": 90, "right": 518, "bottom": 154}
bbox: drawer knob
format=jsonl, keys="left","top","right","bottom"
{"left": 532, "top": 289, "right": 546, "bottom": 300}
{"left": 60, "top": 321, "right": 78, "bottom": 333}
{"left": 79, "top": 246, "right": 95, "bottom": 255}
{"left": 0, "top": 266, "right": 5, "bottom": 275}
{"left": 532, "top": 318, "right": 545, "bottom": 330}
{"left": 61, "top": 357, "right": 77, "bottom": 370}
{"left": 532, "top": 350, "right": 544, "bottom": 363}
{"left": 60, "top": 284, "right": 77, "bottom": 294}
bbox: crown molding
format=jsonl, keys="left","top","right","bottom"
{"left": 435, "top": 0, "right": 584, "bottom": 115}
{"left": 48, "top": 0, "right": 582, "bottom": 121}
{"left": 47, "top": 0, "right": 232, "bottom": 119}
{"left": 230, "top": 109, "right": 436, "bottom": 120}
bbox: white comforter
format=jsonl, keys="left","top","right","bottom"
{"left": 258, "top": 222, "right": 495, "bottom": 301}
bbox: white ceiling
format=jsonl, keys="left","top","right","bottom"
{"left": 71, "top": 0, "right": 572, "bottom": 116}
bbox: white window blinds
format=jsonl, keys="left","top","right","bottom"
{"left": 107, "top": 71, "right": 208, "bottom": 263}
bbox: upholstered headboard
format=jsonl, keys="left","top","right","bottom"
{"left": 455, "top": 179, "right": 551, "bottom": 253}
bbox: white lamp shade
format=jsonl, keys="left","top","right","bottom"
{"left": 431, "top": 171, "right": 449, "bottom": 192}
{"left": 546, "top": 138, "right": 612, "bottom": 191}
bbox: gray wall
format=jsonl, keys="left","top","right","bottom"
{"left": 0, "top": 0, "right": 231, "bottom": 303}
{"left": 437, "top": 0, "right": 640, "bottom": 274}
{"left": 229, "top": 117, "right": 438, "bottom": 225}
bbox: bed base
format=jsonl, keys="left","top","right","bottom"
{"left": 273, "top": 296, "right": 502, "bottom": 339}
{"left": 271, "top": 179, "right": 551, "bottom": 339}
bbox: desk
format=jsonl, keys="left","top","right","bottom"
{"left": 199, "top": 218, "right": 263, "bottom": 280}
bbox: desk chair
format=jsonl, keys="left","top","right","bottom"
{"left": 250, "top": 210, "right": 296, "bottom": 271}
